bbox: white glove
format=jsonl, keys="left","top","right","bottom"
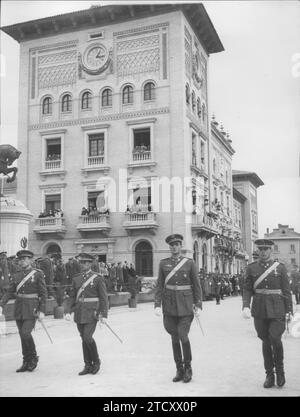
{"left": 65, "top": 313, "right": 72, "bottom": 321}
{"left": 242, "top": 307, "right": 251, "bottom": 319}
{"left": 38, "top": 312, "right": 45, "bottom": 320}
{"left": 99, "top": 316, "right": 108, "bottom": 324}
{"left": 154, "top": 307, "right": 162, "bottom": 317}
{"left": 193, "top": 307, "right": 201, "bottom": 318}
{"left": 0, "top": 306, "right": 3, "bottom": 316}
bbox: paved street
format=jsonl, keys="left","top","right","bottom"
{"left": 0, "top": 296, "right": 299, "bottom": 397}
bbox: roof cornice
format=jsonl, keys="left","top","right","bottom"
{"left": 0, "top": 3, "right": 224, "bottom": 54}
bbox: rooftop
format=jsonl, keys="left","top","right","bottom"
{"left": 0, "top": 3, "right": 224, "bottom": 54}
{"left": 232, "top": 170, "right": 264, "bottom": 188}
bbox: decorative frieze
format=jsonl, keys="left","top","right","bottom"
{"left": 117, "top": 35, "right": 159, "bottom": 52}
{"left": 38, "top": 50, "right": 77, "bottom": 66}
{"left": 117, "top": 47, "right": 160, "bottom": 76}
{"left": 38, "top": 63, "right": 77, "bottom": 89}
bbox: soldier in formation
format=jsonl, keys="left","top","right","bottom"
{"left": 242, "top": 239, "right": 293, "bottom": 388}
{"left": 154, "top": 234, "right": 202, "bottom": 383}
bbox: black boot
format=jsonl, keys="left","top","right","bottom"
{"left": 79, "top": 342, "right": 92, "bottom": 375}
{"left": 263, "top": 372, "right": 275, "bottom": 388}
{"left": 16, "top": 361, "right": 29, "bottom": 373}
{"left": 173, "top": 365, "right": 184, "bottom": 382}
{"left": 276, "top": 369, "right": 286, "bottom": 387}
{"left": 90, "top": 361, "right": 101, "bottom": 375}
{"left": 273, "top": 339, "right": 285, "bottom": 387}
{"left": 78, "top": 365, "right": 92, "bottom": 375}
{"left": 183, "top": 364, "right": 193, "bottom": 383}
{"left": 89, "top": 340, "right": 101, "bottom": 375}
{"left": 27, "top": 356, "right": 39, "bottom": 372}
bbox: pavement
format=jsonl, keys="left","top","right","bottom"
{"left": 0, "top": 296, "right": 299, "bottom": 397}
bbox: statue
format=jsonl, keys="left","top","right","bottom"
{"left": 0, "top": 144, "right": 21, "bottom": 184}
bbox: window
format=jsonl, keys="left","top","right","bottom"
{"left": 214, "top": 187, "right": 217, "bottom": 201}
{"left": 133, "top": 128, "right": 151, "bottom": 160}
{"left": 185, "top": 83, "right": 190, "bottom": 104}
{"left": 45, "top": 194, "right": 61, "bottom": 213}
{"left": 291, "top": 258, "right": 296, "bottom": 265}
{"left": 42, "top": 97, "right": 52, "bottom": 115}
{"left": 202, "top": 103, "right": 206, "bottom": 122}
{"left": 61, "top": 94, "right": 72, "bottom": 112}
{"left": 81, "top": 91, "right": 92, "bottom": 110}
{"left": 46, "top": 138, "right": 61, "bottom": 161}
{"left": 88, "top": 133, "right": 104, "bottom": 166}
{"left": 122, "top": 85, "right": 133, "bottom": 104}
{"left": 101, "top": 88, "right": 112, "bottom": 107}
{"left": 144, "top": 82, "right": 155, "bottom": 101}
{"left": 128, "top": 184, "right": 152, "bottom": 212}
{"left": 192, "top": 134, "right": 197, "bottom": 166}
{"left": 87, "top": 191, "right": 105, "bottom": 210}
{"left": 213, "top": 158, "right": 216, "bottom": 173}
{"left": 226, "top": 196, "right": 230, "bottom": 215}
{"left": 200, "top": 141, "right": 205, "bottom": 166}
{"left": 291, "top": 244, "right": 295, "bottom": 252}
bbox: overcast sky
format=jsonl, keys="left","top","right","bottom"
{"left": 1, "top": 0, "right": 300, "bottom": 236}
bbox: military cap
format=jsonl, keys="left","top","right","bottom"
{"left": 254, "top": 239, "right": 274, "bottom": 248}
{"left": 0, "top": 251, "right": 7, "bottom": 256}
{"left": 16, "top": 249, "right": 34, "bottom": 259}
{"left": 76, "top": 253, "right": 95, "bottom": 262}
{"left": 165, "top": 233, "right": 184, "bottom": 245}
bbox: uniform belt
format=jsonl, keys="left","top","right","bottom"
{"left": 16, "top": 293, "right": 38, "bottom": 299}
{"left": 78, "top": 297, "right": 99, "bottom": 302}
{"left": 165, "top": 285, "right": 192, "bottom": 291}
{"left": 255, "top": 289, "right": 282, "bottom": 295}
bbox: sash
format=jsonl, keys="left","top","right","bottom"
{"left": 76, "top": 274, "right": 98, "bottom": 301}
{"left": 164, "top": 258, "right": 188, "bottom": 286}
{"left": 16, "top": 270, "right": 36, "bottom": 293}
{"left": 253, "top": 261, "right": 280, "bottom": 290}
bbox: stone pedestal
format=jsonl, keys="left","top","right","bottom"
{"left": 0, "top": 196, "right": 32, "bottom": 256}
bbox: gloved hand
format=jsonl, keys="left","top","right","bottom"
{"left": 286, "top": 312, "right": 292, "bottom": 321}
{"left": 242, "top": 307, "right": 251, "bottom": 319}
{"left": 193, "top": 307, "right": 201, "bottom": 318}
{"left": 99, "top": 316, "right": 108, "bottom": 324}
{"left": 38, "top": 312, "right": 45, "bottom": 320}
{"left": 65, "top": 313, "right": 72, "bottom": 321}
{"left": 0, "top": 306, "right": 3, "bottom": 316}
{"left": 154, "top": 307, "right": 162, "bottom": 317}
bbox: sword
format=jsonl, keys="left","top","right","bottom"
{"left": 194, "top": 310, "right": 205, "bottom": 336}
{"left": 99, "top": 320, "right": 123, "bottom": 344}
{"left": 38, "top": 318, "right": 54, "bottom": 344}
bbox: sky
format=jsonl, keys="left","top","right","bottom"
{"left": 0, "top": 0, "right": 300, "bottom": 236}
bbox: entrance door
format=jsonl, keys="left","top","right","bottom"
{"left": 202, "top": 243, "right": 207, "bottom": 272}
{"left": 135, "top": 241, "right": 153, "bottom": 276}
{"left": 46, "top": 244, "right": 61, "bottom": 256}
{"left": 98, "top": 254, "right": 106, "bottom": 263}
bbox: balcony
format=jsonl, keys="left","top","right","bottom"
{"left": 123, "top": 211, "right": 158, "bottom": 234}
{"left": 39, "top": 158, "right": 66, "bottom": 180}
{"left": 192, "top": 214, "right": 220, "bottom": 239}
{"left": 81, "top": 154, "right": 110, "bottom": 176}
{"left": 88, "top": 155, "right": 104, "bottom": 166}
{"left": 77, "top": 214, "right": 111, "bottom": 234}
{"left": 33, "top": 217, "right": 66, "bottom": 235}
{"left": 132, "top": 150, "right": 151, "bottom": 162}
{"left": 128, "top": 150, "right": 156, "bottom": 173}
{"left": 45, "top": 159, "right": 61, "bottom": 170}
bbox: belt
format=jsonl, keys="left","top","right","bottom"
{"left": 255, "top": 289, "right": 282, "bottom": 295}
{"left": 165, "top": 285, "right": 191, "bottom": 291}
{"left": 16, "top": 294, "right": 38, "bottom": 299}
{"left": 78, "top": 297, "right": 99, "bottom": 302}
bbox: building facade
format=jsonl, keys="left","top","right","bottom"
{"left": 265, "top": 224, "right": 300, "bottom": 271}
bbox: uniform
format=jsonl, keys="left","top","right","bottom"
{"left": 242, "top": 239, "right": 293, "bottom": 388}
{"left": 155, "top": 234, "right": 202, "bottom": 383}
{"left": 66, "top": 257, "right": 109, "bottom": 375}
{"left": 0, "top": 250, "right": 47, "bottom": 372}
{"left": 290, "top": 270, "right": 300, "bottom": 304}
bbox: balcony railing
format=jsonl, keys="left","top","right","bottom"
{"left": 44, "top": 159, "right": 61, "bottom": 170}
{"left": 88, "top": 155, "right": 104, "bottom": 166}
{"left": 33, "top": 217, "right": 66, "bottom": 234}
{"left": 192, "top": 214, "right": 220, "bottom": 238}
{"left": 123, "top": 211, "right": 158, "bottom": 231}
{"left": 77, "top": 214, "right": 111, "bottom": 233}
{"left": 132, "top": 150, "right": 151, "bottom": 162}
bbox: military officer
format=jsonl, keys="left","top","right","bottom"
{"left": 154, "top": 234, "right": 202, "bottom": 383}
{"left": 290, "top": 265, "right": 300, "bottom": 305}
{"left": 0, "top": 250, "right": 47, "bottom": 372}
{"left": 65, "top": 253, "right": 109, "bottom": 376}
{"left": 242, "top": 239, "right": 293, "bottom": 388}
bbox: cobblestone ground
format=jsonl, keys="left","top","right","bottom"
{"left": 0, "top": 296, "right": 299, "bottom": 397}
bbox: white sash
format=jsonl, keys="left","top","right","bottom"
{"left": 76, "top": 273, "right": 98, "bottom": 301}
{"left": 165, "top": 258, "right": 188, "bottom": 286}
{"left": 16, "top": 270, "right": 36, "bottom": 293}
{"left": 253, "top": 261, "right": 280, "bottom": 290}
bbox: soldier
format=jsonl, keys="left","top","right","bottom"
{"left": 0, "top": 250, "right": 47, "bottom": 372}
{"left": 242, "top": 239, "right": 293, "bottom": 388}
{"left": 65, "top": 253, "right": 109, "bottom": 376}
{"left": 290, "top": 265, "right": 300, "bottom": 305}
{"left": 154, "top": 234, "right": 202, "bottom": 383}
{"left": 212, "top": 269, "right": 222, "bottom": 304}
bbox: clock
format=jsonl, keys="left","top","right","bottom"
{"left": 82, "top": 43, "right": 109, "bottom": 75}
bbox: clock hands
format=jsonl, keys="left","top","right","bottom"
{"left": 95, "top": 50, "right": 105, "bottom": 60}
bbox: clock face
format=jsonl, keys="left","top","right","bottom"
{"left": 83, "top": 44, "right": 108, "bottom": 72}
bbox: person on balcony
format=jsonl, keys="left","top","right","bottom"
{"left": 154, "top": 234, "right": 202, "bottom": 384}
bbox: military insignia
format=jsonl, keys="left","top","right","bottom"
{"left": 184, "top": 273, "right": 187, "bottom": 278}
{"left": 274, "top": 268, "right": 278, "bottom": 277}
{"left": 166, "top": 264, "right": 172, "bottom": 267}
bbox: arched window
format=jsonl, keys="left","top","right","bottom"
{"left": 42, "top": 97, "right": 52, "bottom": 115}
{"left": 144, "top": 82, "right": 155, "bottom": 101}
{"left": 197, "top": 98, "right": 201, "bottom": 118}
{"left": 135, "top": 241, "right": 153, "bottom": 276}
{"left": 192, "top": 91, "right": 196, "bottom": 111}
{"left": 185, "top": 83, "right": 190, "bottom": 104}
{"left": 81, "top": 91, "right": 92, "bottom": 110}
{"left": 102, "top": 88, "right": 112, "bottom": 107}
{"left": 122, "top": 85, "right": 133, "bottom": 104}
{"left": 46, "top": 244, "right": 62, "bottom": 257}
{"left": 61, "top": 94, "right": 72, "bottom": 112}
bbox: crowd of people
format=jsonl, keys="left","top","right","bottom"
{"left": 38, "top": 209, "right": 64, "bottom": 218}
{"left": 80, "top": 206, "right": 110, "bottom": 216}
